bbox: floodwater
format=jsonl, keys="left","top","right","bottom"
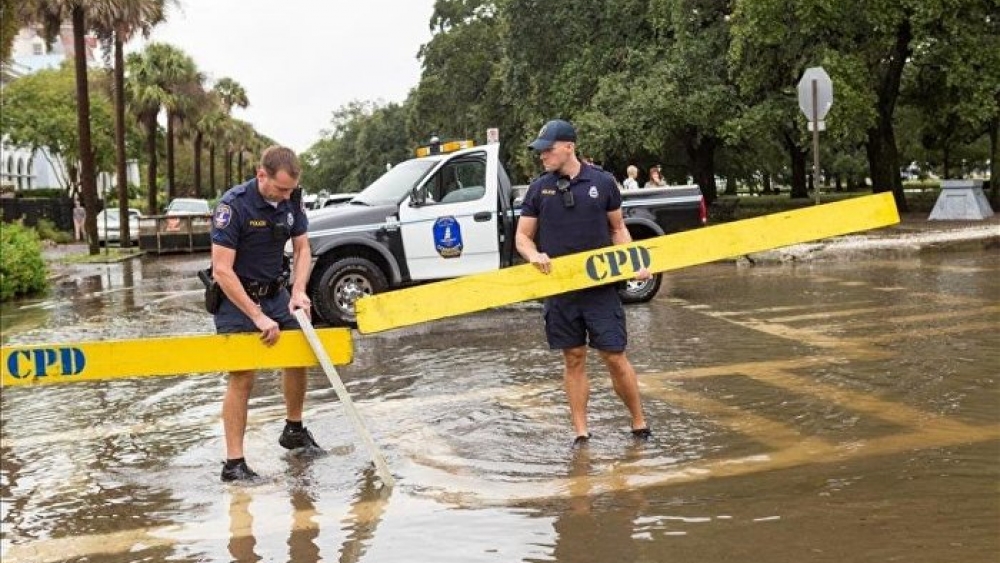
{"left": 1, "top": 249, "right": 998, "bottom": 563}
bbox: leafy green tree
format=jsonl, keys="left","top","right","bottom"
{"left": 301, "top": 101, "right": 411, "bottom": 193}
{"left": 0, "top": 65, "right": 114, "bottom": 192}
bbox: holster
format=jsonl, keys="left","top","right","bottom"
{"left": 197, "top": 268, "right": 223, "bottom": 314}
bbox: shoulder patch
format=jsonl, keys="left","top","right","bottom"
{"left": 214, "top": 203, "right": 233, "bottom": 229}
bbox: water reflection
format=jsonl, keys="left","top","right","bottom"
{"left": 223, "top": 467, "right": 389, "bottom": 563}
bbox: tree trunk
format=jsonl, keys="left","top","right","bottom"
{"left": 71, "top": 7, "right": 99, "bottom": 255}
{"left": 144, "top": 116, "right": 158, "bottom": 214}
{"left": 237, "top": 150, "right": 244, "bottom": 185}
{"left": 683, "top": 131, "right": 719, "bottom": 204}
{"left": 209, "top": 145, "right": 216, "bottom": 198}
{"left": 193, "top": 131, "right": 203, "bottom": 198}
{"left": 989, "top": 114, "right": 998, "bottom": 206}
{"left": 724, "top": 175, "right": 737, "bottom": 195}
{"left": 943, "top": 146, "right": 951, "bottom": 179}
{"left": 225, "top": 150, "right": 233, "bottom": 188}
{"left": 864, "top": 18, "right": 911, "bottom": 212}
{"left": 166, "top": 112, "right": 176, "bottom": 200}
{"left": 782, "top": 131, "right": 809, "bottom": 199}
{"left": 762, "top": 173, "right": 772, "bottom": 194}
{"left": 113, "top": 33, "right": 130, "bottom": 249}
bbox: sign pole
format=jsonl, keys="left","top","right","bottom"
{"left": 812, "top": 79, "right": 821, "bottom": 206}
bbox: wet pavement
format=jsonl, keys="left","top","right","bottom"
{"left": 1, "top": 218, "right": 998, "bottom": 563}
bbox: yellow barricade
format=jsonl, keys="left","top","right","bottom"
{"left": 357, "top": 192, "right": 900, "bottom": 333}
{"left": 2, "top": 328, "right": 353, "bottom": 387}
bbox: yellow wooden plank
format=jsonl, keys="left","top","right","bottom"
{"left": 1, "top": 328, "right": 353, "bottom": 387}
{"left": 357, "top": 192, "right": 900, "bottom": 333}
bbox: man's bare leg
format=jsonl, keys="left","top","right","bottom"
{"left": 223, "top": 370, "right": 256, "bottom": 459}
{"left": 562, "top": 346, "right": 590, "bottom": 437}
{"left": 599, "top": 350, "right": 647, "bottom": 431}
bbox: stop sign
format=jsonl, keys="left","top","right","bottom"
{"left": 797, "top": 67, "right": 833, "bottom": 121}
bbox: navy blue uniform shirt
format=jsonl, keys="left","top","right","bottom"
{"left": 211, "top": 178, "right": 308, "bottom": 282}
{"left": 520, "top": 163, "right": 621, "bottom": 258}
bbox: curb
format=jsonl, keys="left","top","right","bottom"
{"left": 741, "top": 225, "right": 999, "bottom": 265}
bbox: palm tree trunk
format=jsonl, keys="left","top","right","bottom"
{"left": 225, "top": 150, "right": 233, "bottom": 187}
{"left": 113, "top": 32, "right": 130, "bottom": 248}
{"left": 209, "top": 145, "right": 216, "bottom": 198}
{"left": 166, "top": 112, "right": 176, "bottom": 200}
{"left": 193, "top": 131, "right": 203, "bottom": 198}
{"left": 71, "top": 6, "right": 99, "bottom": 255}
{"left": 145, "top": 116, "right": 158, "bottom": 214}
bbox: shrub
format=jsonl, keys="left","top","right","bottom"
{"left": 35, "top": 218, "right": 73, "bottom": 244}
{"left": 1, "top": 222, "right": 49, "bottom": 301}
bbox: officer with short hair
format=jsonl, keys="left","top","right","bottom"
{"left": 515, "top": 119, "right": 652, "bottom": 447}
{"left": 210, "top": 145, "right": 319, "bottom": 482}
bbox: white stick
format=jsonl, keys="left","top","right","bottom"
{"left": 293, "top": 309, "right": 395, "bottom": 488}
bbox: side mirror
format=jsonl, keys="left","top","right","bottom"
{"left": 410, "top": 186, "right": 428, "bottom": 207}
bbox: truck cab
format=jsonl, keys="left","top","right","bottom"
{"left": 303, "top": 142, "right": 703, "bottom": 326}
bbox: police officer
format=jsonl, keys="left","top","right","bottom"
{"left": 211, "top": 145, "right": 319, "bottom": 482}
{"left": 515, "top": 120, "right": 652, "bottom": 446}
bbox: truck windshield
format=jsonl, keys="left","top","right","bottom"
{"left": 351, "top": 159, "right": 438, "bottom": 206}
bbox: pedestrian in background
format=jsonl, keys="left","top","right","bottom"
{"left": 516, "top": 119, "right": 652, "bottom": 446}
{"left": 210, "top": 145, "right": 320, "bottom": 482}
{"left": 645, "top": 165, "right": 667, "bottom": 188}
{"left": 72, "top": 197, "right": 85, "bottom": 241}
{"left": 622, "top": 165, "right": 640, "bottom": 190}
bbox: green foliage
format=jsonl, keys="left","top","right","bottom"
{"left": 34, "top": 219, "right": 72, "bottom": 244}
{"left": 14, "top": 188, "right": 67, "bottom": 199}
{"left": 301, "top": 101, "right": 411, "bottom": 193}
{"left": 0, "top": 222, "right": 48, "bottom": 301}
{"left": 0, "top": 64, "right": 116, "bottom": 190}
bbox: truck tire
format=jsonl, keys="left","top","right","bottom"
{"left": 310, "top": 257, "right": 388, "bottom": 326}
{"left": 617, "top": 273, "right": 663, "bottom": 304}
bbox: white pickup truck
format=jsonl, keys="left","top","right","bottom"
{"left": 302, "top": 143, "right": 706, "bottom": 326}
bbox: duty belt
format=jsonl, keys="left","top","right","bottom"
{"left": 240, "top": 278, "right": 283, "bottom": 300}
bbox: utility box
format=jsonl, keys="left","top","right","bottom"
{"left": 928, "top": 179, "right": 994, "bottom": 220}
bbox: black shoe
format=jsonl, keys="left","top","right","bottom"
{"left": 572, "top": 434, "right": 591, "bottom": 448}
{"left": 279, "top": 425, "right": 322, "bottom": 451}
{"left": 221, "top": 459, "right": 260, "bottom": 482}
{"left": 631, "top": 427, "right": 652, "bottom": 441}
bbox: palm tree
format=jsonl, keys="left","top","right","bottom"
{"left": 17, "top": 1, "right": 101, "bottom": 254}
{"left": 92, "top": 0, "right": 168, "bottom": 248}
{"left": 125, "top": 42, "right": 197, "bottom": 213}
{"left": 202, "top": 77, "right": 248, "bottom": 196}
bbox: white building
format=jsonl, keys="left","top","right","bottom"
{"left": 1, "top": 25, "right": 139, "bottom": 194}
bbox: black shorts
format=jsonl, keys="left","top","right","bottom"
{"left": 214, "top": 288, "right": 300, "bottom": 334}
{"left": 543, "top": 286, "right": 626, "bottom": 352}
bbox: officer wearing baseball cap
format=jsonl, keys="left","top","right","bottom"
{"left": 516, "top": 118, "right": 652, "bottom": 447}
{"left": 528, "top": 119, "right": 578, "bottom": 151}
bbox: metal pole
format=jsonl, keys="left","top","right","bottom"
{"left": 812, "top": 79, "right": 821, "bottom": 205}
{"left": 293, "top": 309, "right": 395, "bottom": 488}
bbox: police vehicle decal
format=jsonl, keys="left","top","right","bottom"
{"left": 433, "top": 216, "right": 464, "bottom": 258}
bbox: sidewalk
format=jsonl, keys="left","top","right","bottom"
{"left": 745, "top": 212, "right": 1000, "bottom": 264}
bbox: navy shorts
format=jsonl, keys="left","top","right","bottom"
{"left": 214, "top": 288, "right": 300, "bottom": 334}
{"left": 543, "top": 286, "right": 626, "bottom": 352}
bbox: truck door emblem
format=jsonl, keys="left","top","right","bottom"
{"left": 433, "top": 216, "right": 464, "bottom": 258}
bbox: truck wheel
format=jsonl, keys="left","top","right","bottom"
{"left": 617, "top": 273, "right": 663, "bottom": 304}
{"left": 311, "top": 257, "right": 388, "bottom": 326}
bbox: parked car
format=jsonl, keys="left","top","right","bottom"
{"left": 164, "top": 198, "right": 211, "bottom": 216}
{"left": 96, "top": 208, "right": 142, "bottom": 244}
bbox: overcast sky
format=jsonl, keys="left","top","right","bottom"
{"left": 126, "top": 0, "right": 436, "bottom": 153}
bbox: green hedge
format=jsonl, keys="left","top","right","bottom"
{"left": 1, "top": 222, "right": 48, "bottom": 301}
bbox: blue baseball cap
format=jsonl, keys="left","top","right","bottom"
{"left": 528, "top": 119, "right": 577, "bottom": 151}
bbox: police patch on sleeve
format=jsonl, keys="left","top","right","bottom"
{"left": 214, "top": 204, "right": 232, "bottom": 229}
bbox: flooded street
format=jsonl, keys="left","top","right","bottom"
{"left": 2, "top": 248, "right": 998, "bottom": 562}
